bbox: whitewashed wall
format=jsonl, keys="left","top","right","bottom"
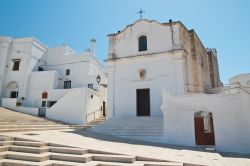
{"left": 25, "top": 89, "right": 70, "bottom": 108}
{"left": 46, "top": 88, "right": 100, "bottom": 125}
{"left": 1, "top": 38, "right": 46, "bottom": 101}
{"left": 2, "top": 98, "right": 38, "bottom": 116}
{"left": 107, "top": 51, "right": 186, "bottom": 118}
{"left": 161, "top": 89, "right": 250, "bottom": 153}
{"left": 0, "top": 37, "right": 12, "bottom": 102}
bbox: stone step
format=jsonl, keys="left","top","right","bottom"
{"left": 91, "top": 128, "right": 163, "bottom": 131}
{"left": 0, "top": 136, "right": 13, "bottom": 141}
{"left": 50, "top": 153, "right": 92, "bottom": 163}
{"left": 92, "top": 125, "right": 163, "bottom": 128}
{"left": 92, "top": 130, "right": 163, "bottom": 134}
{"left": 91, "top": 154, "right": 136, "bottom": 163}
{"left": 0, "top": 125, "right": 69, "bottom": 128}
{"left": 0, "top": 151, "right": 137, "bottom": 164}
{"left": 49, "top": 147, "right": 88, "bottom": 155}
{"left": 13, "top": 141, "right": 48, "bottom": 147}
{"left": 0, "top": 126, "right": 88, "bottom": 133}
{"left": 118, "top": 136, "right": 165, "bottom": 143}
{"left": 14, "top": 137, "right": 40, "bottom": 142}
{"left": 8, "top": 146, "right": 49, "bottom": 154}
{"left": 2, "top": 151, "right": 50, "bottom": 162}
{"left": 0, "top": 141, "right": 13, "bottom": 146}
{"left": 0, "top": 159, "right": 183, "bottom": 166}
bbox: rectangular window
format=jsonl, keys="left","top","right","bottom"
{"left": 38, "top": 66, "right": 44, "bottom": 71}
{"left": 12, "top": 59, "right": 21, "bottom": 71}
{"left": 64, "top": 81, "right": 71, "bottom": 89}
{"left": 66, "top": 69, "right": 70, "bottom": 75}
{"left": 88, "top": 84, "right": 93, "bottom": 89}
{"left": 42, "top": 101, "right": 46, "bottom": 107}
{"left": 10, "top": 91, "right": 18, "bottom": 98}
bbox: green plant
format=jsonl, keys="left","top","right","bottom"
{"left": 16, "top": 101, "right": 22, "bottom": 106}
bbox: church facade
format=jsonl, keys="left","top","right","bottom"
{"left": 106, "top": 19, "right": 221, "bottom": 118}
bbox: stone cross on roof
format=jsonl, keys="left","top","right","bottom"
{"left": 137, "top": 8, "right": 145, "bottom": 19}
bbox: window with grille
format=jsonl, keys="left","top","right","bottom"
{"left": 64, "top": 81, "right": 71, "bottom": 89}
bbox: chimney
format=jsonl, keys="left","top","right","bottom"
{"left": 90, "top": 38, "right": 96, "bottom": 56}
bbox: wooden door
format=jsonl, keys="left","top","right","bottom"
{"left": 194, "top": 117, "right": 205, "bottom": 145}
{"left": 136, "top": 89, "right": 150, "bottom": 116}
{"left": 194, "top": 115, "right": 215, "bottom": 145}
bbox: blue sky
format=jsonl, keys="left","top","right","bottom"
{"left": 0, "top": 0, "right": 249, "bottom": 83}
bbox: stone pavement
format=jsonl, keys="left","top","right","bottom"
{"left": 1, "top": 107, "right": 250, "bottom": 166}
{"left": 2, "top": 129, "right": 250, "bottom": 166}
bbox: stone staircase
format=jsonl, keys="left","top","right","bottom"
{"left": 0, "top": 107, "right": 89, "bottom": 133}
{"left": 0, "top": 125, "right": 89, "bottom": 133}
{"left": 88, "top": 117, "right": 164, "bottom": 143}
{"left": 87, "top": 117, "right": 107, "bottom": 125}
{"left": 0, "top": 135, "right": 183, "bottom": 166}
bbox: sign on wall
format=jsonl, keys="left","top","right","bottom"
{"left": 139, "top": 69, "right": 146, "bottom": 80}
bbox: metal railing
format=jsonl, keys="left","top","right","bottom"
{"left": 86, "top": 109, "right": 103, "bottom": 124}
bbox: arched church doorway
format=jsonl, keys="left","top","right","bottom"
{"left": 5, "top": 81, "right": 19, "bottom": 98}
{"left": 194, "top": 111, "right": 215, "bottom": 145}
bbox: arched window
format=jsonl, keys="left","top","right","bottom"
{"left": 138, "top": 35, "right": 147, "bottom": 52}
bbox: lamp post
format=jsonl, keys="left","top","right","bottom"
{"left": 96, "top": 75, "right": 101, "bottom": 85}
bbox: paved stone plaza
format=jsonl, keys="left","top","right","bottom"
{"left": 0, "top": 107, "right": 250, "bottom": 166}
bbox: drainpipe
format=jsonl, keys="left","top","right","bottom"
{"left": 169, "top": 19, "right": 175, "bottom": 49}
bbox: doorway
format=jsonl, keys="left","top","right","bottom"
{"left": 194, "top": 111, "right": 215, "bottom": 145}
{"left": 136, "top": 89, "right": 150, "bottom": 116}
{"left": 103, "top": 101, "right": 106, "bottom": 117}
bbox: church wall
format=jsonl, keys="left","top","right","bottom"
{"left": 107, "top": 51, "right": 186, "bottom": 118}
{"left": 109, "top": 20, "right": 180, "bottom": 59}
{"left": 193, "top": 32, "right": 212, "bottom": 92}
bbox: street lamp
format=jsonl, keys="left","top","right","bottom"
{"left": 96, "top": 75, "right": 101, "bottom": 85}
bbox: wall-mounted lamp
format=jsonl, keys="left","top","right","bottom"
{"left": 96, "top": 75, "right": 101, "bottom": 85}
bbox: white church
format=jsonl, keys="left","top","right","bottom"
{"left": 91, "top": 18, "right": 250, "bottom": 154}
{"left": 0, "top": 18, "right": 250, "bottom": 154}
{"left": 0, "top": 36, "right": 107, "bottom": 124}
{"left": 106, "top": 19, "right": 221, "bottom": 118}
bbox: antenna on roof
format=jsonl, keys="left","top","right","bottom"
{"left": 90, "top": 38, "right": 96, "bottom": 56}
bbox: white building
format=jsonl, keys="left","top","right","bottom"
{"left": 162, "top": 73, "right": 250, "bottom": 153}
{"left": 106, "top": 19, "right": 221, "bottom": 119}
{"left": 0, "top": 36, "right": 107, "bottom": 124}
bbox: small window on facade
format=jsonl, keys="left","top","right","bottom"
{"left": 38, "top": 66, "right": 44, "bottom": 71}
{"left": 138, "top": 35, "right": 147, "bottom": 52}
{"left": 64, "top": 81, "right": 71, "bottom": 89}
{"left": 91, "top": 95, "right": 93, "bottom": 98}
{"left": 10, "top": 91, "right": 18, "bottom": 98}
{"left": 42, "top": 101, "right": 46, "bottom": 107}
{"left": 88, "top": 84, "right": 93, "bottom": 89}
{"left": 12, "top": 59, "right": 21, "bottom": 71}
{"left": 66, "top": 69, "right": 70, "bottom": 75}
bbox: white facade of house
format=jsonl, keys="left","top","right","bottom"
{"left": 0, "top": 36, "right": 107, "bottom": 124}
{"left": 106, "top": 19, "right": 221, "bottom": 119}
{"left": 161, "top": 73, "right": 250, "bottom": 153}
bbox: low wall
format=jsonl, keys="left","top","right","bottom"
{"left": 161, "top": 90, "right": 250, "bottom": 154}
{"left": 2, "top": 98, "right": 38, "bottom": 116}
